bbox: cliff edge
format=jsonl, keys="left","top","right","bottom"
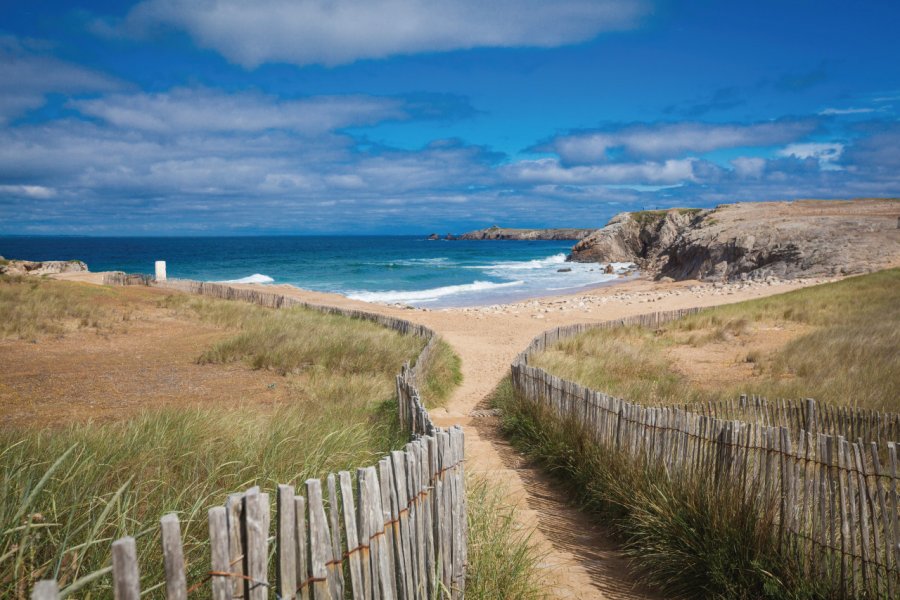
{"left": 568, "top": 199, "right": 900, "bottom": 281}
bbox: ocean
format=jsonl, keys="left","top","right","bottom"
{"left": 0, "top": 236, "right": 630, "bottom": 308}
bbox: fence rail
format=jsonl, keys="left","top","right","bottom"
{"left": 33, "top": 279, "right": 467, "bottom": 599}
{"left": 511, "top": 307, "right": 900, "bottom": 598}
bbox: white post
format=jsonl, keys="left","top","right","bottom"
{"left": 155, "top": 261, "right": 167, "bottom": 281}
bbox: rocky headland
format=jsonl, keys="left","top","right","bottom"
{"left": 568, "top": 199, "right": 900, "bottom": 281}
{"left": 450, "top": 226, "right": 596, "bottom": 241}
{"left": 0, "top": 257, "right": 88, "bottom": 276}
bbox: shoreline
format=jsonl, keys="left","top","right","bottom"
{"left": 50, "top": 267, "right": 837, "bottom": 317}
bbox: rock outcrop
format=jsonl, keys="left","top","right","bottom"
{"left": 0, "top": 258, "right": 89, "bottom": 276}
{"left": 457, "top": 226, "right": 595, "bottom": 241}
{"left": 568, "top": 199, "right": 900, "bottom": 281}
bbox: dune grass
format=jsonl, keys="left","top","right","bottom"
{"left": 420, "top": 339, "right": 463, "bottom": 407}
{"left": 0, "top": 283, "right": 468, "bottom": 596}
{"left": 531, "top": 268, "right": 900, "bottom": 411}
{"left": 465, "top": 476, "right": 546, "bottom": 600}
{"left": 0, "top": 275, "right": 119, "bottom": 339}
{"left": 491, "top": 377, "right": 829, "bottom": 600}
{"left": 160, "top": 293, "right": 427, "bottom": 377}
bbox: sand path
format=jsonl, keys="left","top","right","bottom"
{"left": 57, "top": 271, "right": 827, "bottom": 598}
{"left": 251, "top": 276, "right": 828, "bottom": 599}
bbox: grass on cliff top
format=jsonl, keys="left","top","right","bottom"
{"left": 1, "top": 283, "right": 464, "bottom": 595}
{"left": 630, "top": 207, "right": 703, "bottom": 225}
{"left": 531, "top": 268, "right": 900, "bottom": 411}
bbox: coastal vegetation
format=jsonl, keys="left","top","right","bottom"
{"left": 530, "top": 268, "right": 900, "bottom": 411}
{"left": 492, "top": 377, "right": 809, "bottom": 599}
{"left": 0, "top": 274, "right": 115, "bottom": 339}
{"left": 494, "top": 269, "right": 900, "bottom": 598}
{"left": 0, "top": 277, "right": 473, "bottom": 595}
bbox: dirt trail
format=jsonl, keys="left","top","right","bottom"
{"left": 233, "top": 276, "right": 830, "bottom": 599}
{"left": 58, "top": 271, "right": 828, "bottom": 598}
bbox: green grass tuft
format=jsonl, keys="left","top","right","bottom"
{"left": 420, "top": 339, "right": 463, "bottom": 407}
{"left": 465, "top": 475, "right": 546, "bottom": 600}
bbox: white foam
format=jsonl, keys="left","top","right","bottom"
{"left": 348, "top": 280, "right": 523, "bottom": 304}
{"left": 218, "top": 273, "right": 274, "bottom": 284}
{"left": 465, "top": 253, "right": 568, "bottom": 270}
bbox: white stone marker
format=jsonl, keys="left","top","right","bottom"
{"left": 155, "top": 260, "right": 167, "bottom": 281}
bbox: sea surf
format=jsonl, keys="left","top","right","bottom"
{"left": 0, "top": 235, "right": 632, "bottom": 308}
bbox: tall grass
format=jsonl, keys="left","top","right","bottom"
{"left": 161, "top": 293, "right": 426, "bottom": 376}
{"left": 0, "top": 276, "right": 118, "bottom": 339}
{"left": 0, "top": 287, "right": 457, "bottom": 596}
{"left": 465, "top": 476, "right": 545, "bottom": 600}
{"left": 532, "top": 268, "right": 900, "bottom": 411}
{"left": 420, "top": 340, "right": 463, "bottom": 407}
{"left": 491, "top": 378, "right": 831, "bottom": 600}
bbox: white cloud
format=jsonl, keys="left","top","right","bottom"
{"left": 818, "top": 107, "right": 877, "bottom": 115}
{"left": 71, "top": 88, "right": 406, "bottom": 134}
{"left": 0, "top": 184, "right": 56, "bottom": 199}
{"left": 730, "top": 157, "right": 766, "bottom": 178}
{"left": 777, "top": 142, "right": 844, "bottom": 169}
{"left": 548, "top": 120, "right": 816, "bottom": 163}
{"left": 504, "top": 157, "right": 696, "bottom": 185}
{"left": 0, "top": 36, "right": 122, "bottom": 122}
{"left": 118, "top": 0, "right": 650, "bottom": 67}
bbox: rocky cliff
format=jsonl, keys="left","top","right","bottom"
{"left": 456, "top": 226, "right": 595, "bottom": 241}
{"left": 0, "top": 258, "right": 89, "bottom": 276}
{"left": 568, "top": 199, "right": 900, "bottom": 281}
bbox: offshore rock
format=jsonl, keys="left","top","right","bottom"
{"left": 456, "top": 225, "right": 596, "bottom": 241}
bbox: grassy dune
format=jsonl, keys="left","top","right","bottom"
{"left": 532, "top": 268, "right": 900, "bottom": 411}
{"left": 0, "top": 275, "right": 119, "bottom": 339}
{"left": 0, "top": 279, "right": 458, "bottom": 595}
{"left": 1, "top": 277, "right": 539, "bottom": 599}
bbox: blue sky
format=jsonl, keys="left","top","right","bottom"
{"left": 1, "top": 0, "right": 898, "bottom": 235}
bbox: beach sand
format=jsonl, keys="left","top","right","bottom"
{"left": 51, "top": 270, "right": 833, "bottom": 599}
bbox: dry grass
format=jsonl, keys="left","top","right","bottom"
{"left": 532, "top": 268, "right": 900, "bottom": 411}
{"left": 0, "top": 279, "right": 466, "bottom": 596}
{"left": 0, "top": 275, "right": 120, "bottom": 339}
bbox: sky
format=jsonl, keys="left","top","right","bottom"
{"left": 1, "top": 0, "right": 898, "bottom": 235}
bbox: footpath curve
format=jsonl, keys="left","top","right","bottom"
{"left": 232, "top": 276, "right": 826, "bottom": 600}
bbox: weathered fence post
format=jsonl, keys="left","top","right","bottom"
{"left": 160, "top": 514, "right": 188, "bottom": 600}
{"left": 111, "top": 537, "right": 140, "bottom": 600}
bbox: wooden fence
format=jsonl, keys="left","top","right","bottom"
{"left": 511, "top": 308, "right": 900, "bottom": 598}
{"left": 102, "top": 271, "right": 154, "bottom": 286}
{"left": 32, "top": 279, "right": 467, "bottom": 599}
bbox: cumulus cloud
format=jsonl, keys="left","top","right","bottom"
{"left": 71, "top": 88, "right": 407, "bottom": 134}
{"left": 730, "top": 157, "right": 766, "bottom": 178}
{"left": 777, "top": 142, "right": 844, "bottom": 169}
{"left": 114, "top": 0, "right": 650, "bottom": 67}
{"left": 504, "top": 157, "right": 696, "bottom": 185}
{"left": 0, "top": 36, "right": 122, "bottom": 123}
{"left": 543, "top": 120, "right": 817, "bottom": 164}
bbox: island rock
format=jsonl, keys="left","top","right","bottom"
{"left": 456, "top": 225, "right": 596, "bottom": 240}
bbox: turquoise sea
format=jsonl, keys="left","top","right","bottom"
{"left": 0, "top": 236, "right": 630, "bottom": 308}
